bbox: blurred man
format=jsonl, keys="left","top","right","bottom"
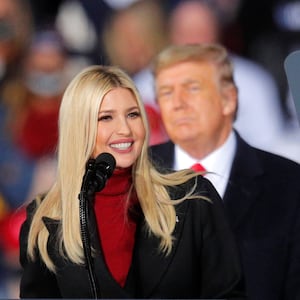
{"left": 166, "top": 0, "right": 300, "bottom": 162}
{"left": 149, "top": 43, "right": 300, "bottom": 300}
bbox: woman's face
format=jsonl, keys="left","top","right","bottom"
{"left": 92, "top": 87, "right": 146, "bottom": 169}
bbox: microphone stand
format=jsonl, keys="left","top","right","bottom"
{"left": 78, "top": 153, "right": 115, "bottom": 298}
{"left": 78, "top": 159, "right": 98, "bottom": 299}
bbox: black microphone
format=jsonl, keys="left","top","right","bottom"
{"left": 82, "top": 152, "right": 116, "bottom": 195}
{"left": 93, "top": 152, "right": 116, "bottom": 192}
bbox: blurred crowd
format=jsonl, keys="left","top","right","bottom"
{"left": 0, "top": 0, "right": 300, "bottom": 297}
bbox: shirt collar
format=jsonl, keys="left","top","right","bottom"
{"left": 174, "top": 131, "right": 237, "bottom": 174}
{"left": 174, "top": 131, "right": 237, "bottom": 198}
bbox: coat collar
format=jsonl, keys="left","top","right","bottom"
{"left": 43, "top": 212, "right": 133, "bottom": 298}
{"left": 86, "top": 193, "right": 188, "bottom": 298}
{"left": 43, "top": 190, "right": 189, "bottom": 299}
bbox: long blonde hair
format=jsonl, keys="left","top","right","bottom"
{"left": 27, "top": 65, "right": 204, "bottom": 271}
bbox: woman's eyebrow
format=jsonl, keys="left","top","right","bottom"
{"left": 98, "top": 106, "right": 139, "bottom": 114}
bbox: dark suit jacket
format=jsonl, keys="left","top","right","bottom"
{"left": 19, "top": 176, "right": 245, "bottom": 299}
{"left": 149, "top": 132, "right": 300, "bottom": 300}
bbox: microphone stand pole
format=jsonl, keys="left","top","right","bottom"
{"left": 78, "top": 159, "right": 98, "bottom": 299}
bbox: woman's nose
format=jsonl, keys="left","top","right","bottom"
{"left": 117, "top": 117, "right": 131, "bottom": 135}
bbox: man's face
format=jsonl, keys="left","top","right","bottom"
{"left": 155, "top": 61, "right": 235, "bottom": 155}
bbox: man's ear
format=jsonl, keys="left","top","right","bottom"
{"left": 222, "top": 84, "right": 238, "bottom": 116}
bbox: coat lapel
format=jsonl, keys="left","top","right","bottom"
{"left": 44, "top": 207, "right": 134, "bottom": 298}
{"left": 130, "top": 190, "right": 188, "bottom": 298}
{"left": 224, "top": 134, "right": 264, "bottom": 230}
{"left": 88, "top": 208, "right": 134, "bottom": 298}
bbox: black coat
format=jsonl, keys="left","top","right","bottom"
{"left": 19, "top": 176, "right": 245, "bottom": 299}
{"left": 149, "top": 132, "right": 300, "bottom": 300}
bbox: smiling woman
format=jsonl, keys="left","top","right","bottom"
{"left": 92, "top": 87, "right": 145, "bottom": 168}
{"left": 19, "top": 65, "right": 246, "bottom": 299}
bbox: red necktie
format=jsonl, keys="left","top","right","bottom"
{"left": 191, "top": 163, "right": 206, "bottom": 172}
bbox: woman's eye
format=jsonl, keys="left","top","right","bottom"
{"left": 128, "top": 111, "right": 140, "bottom": 118}
{"left": 98, "top": 115, "right": 112, "bottom": 121}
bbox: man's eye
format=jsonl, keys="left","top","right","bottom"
{"left": 187, "top": 85, "right": 200, "bottom": 92}
{"left": 159, "top": 90, "right": 172, "bottom": 98}
{"left": 128, "top": 111, "right": 140, "bottom": 118}
{"left": 98, "top": 115, "right": 112, "bottom": 121}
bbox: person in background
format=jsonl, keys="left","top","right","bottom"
{"left": 0, "top": 191, "right": 10, "bottom": 297}
{"left": 0, "top": 0, "right": 33, "bottom": 86}
{"left": 0, "top": 1, "right": 33, "bottom": 297}
{"left": 19, "top": 65, "right": 245, "bottom": 299}
{"left": 102, "top": 0, "right": 169, "bottom": 145}
{"left": 0, "top": 28, "right": 69, "bottom": 298}
{"left": 244, "top": 0, "right": 300, "bottom": 160}
{"left": 166, "top": 0, "right": 298, "bottom": 161}
{"left": 54, "top": 0, "right": 114, "bottom": 65}
{"left": 0, "top": 29, "right": 68, "bottom": 209}
{"left": 149, "top": 43, "right": 300, "bottom": 300}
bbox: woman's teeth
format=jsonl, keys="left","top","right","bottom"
{"left": 111, "top": 142, "right": 132, "bottom": 150}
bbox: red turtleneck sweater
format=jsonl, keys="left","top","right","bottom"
{"left": 94, "top": 167, "right": 137, "bottom": 287}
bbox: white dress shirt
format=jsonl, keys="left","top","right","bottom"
{"left": 174, "top": 131, "right": 237, "bottom": 198}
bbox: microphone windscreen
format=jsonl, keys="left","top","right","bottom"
{"left": 95, "top": 152, "right": 116, "bottom": 177}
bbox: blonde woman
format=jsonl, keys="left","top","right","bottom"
{"left": 19, "top": 65, "right": 245, "bottom": 299}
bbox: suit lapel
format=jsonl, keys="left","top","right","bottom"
{"left": 149, "top": 141, "right": 175, "bottom": 171}
{"left": 224, "top": 134, "right": 264, "bottom": 230}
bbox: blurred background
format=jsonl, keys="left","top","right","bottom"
{"left": 1, "top": 0, "right": 300, "bottom": 297}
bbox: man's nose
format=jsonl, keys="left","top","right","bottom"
{"left": 173, "top": 89, "right": 187, "bottom": 109}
